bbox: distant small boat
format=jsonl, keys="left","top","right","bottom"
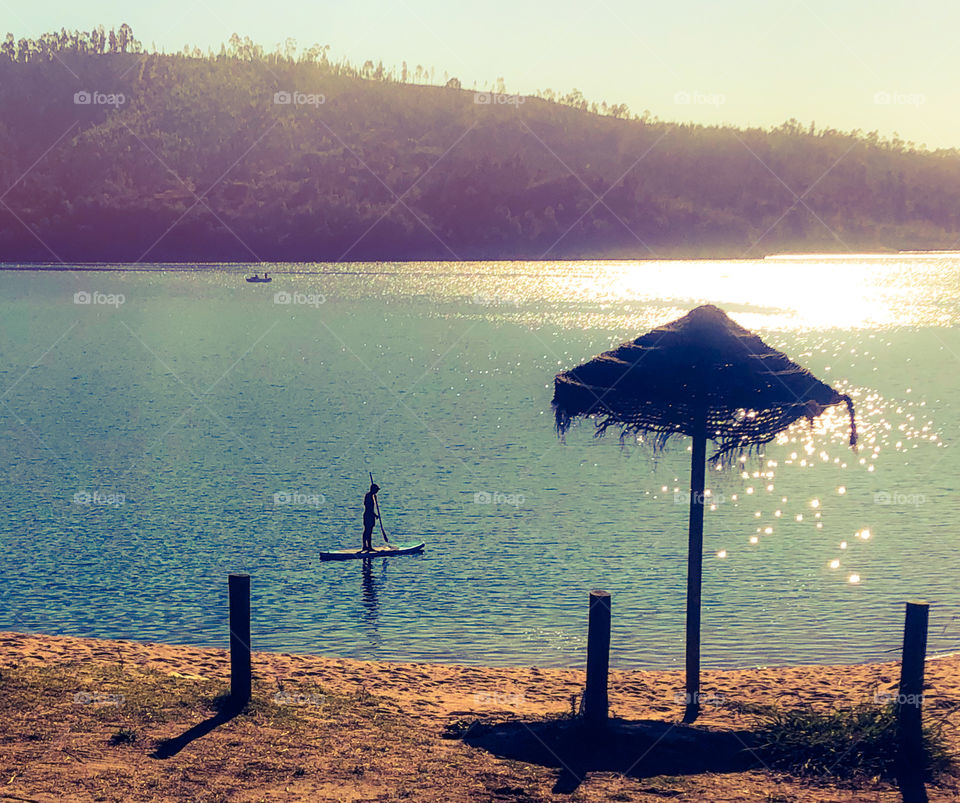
{"left": 246, "top": 274, "right": 272, "bottom": 283}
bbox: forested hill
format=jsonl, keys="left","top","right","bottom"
{"left": 2, "top": 27, "right": 960, "bottom": 263}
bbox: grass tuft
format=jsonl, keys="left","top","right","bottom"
{"left": 744, "top": 701, "right": 952, "bottom": 781}
{"left": 109, "top": 727, "right": 137, "bottom": 745}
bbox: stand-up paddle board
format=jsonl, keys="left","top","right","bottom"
{"left": 319, "top": 542, "right": 425, "bottom": 561}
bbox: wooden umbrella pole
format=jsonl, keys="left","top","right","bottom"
{"left": 683, "top": 411, "right": 707, "bottom": 723}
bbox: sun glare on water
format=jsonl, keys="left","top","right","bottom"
{"left": 474, "top": 254, "right": 953, "bottom": 589}
{"left": 638, "top": 366, "right": 943, "bottom": 588}
{"left": 502, "top": 254, "right": 957, "bottom": 331}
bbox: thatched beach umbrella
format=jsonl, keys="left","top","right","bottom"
{"left": 553, "top": 304, "right": 857, "bottom": 722}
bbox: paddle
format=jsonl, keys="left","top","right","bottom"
{"left": 369, "top": 471, "right": 390, "bottom": 544}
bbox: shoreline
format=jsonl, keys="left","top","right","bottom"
{"left": 1, "top": 250, "right": 957, "bottom": 270}
{"left": 3, "top": 630, "right": 960, "bottom": 801}
{"left": 5, "top": 626, "right": 958, "bottom": 674}
{"left": 2, "top": 629, "right": 958, "bottom": 720}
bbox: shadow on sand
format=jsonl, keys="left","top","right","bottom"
{"left": 462, "top": 717, "right": 759, "bottom": 794}
{"left": 151, "top": 700, "right": 244, "bottom": 760}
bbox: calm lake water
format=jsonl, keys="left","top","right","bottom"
{"left": 1, "top": 256, "right": 958, "bottom": 670}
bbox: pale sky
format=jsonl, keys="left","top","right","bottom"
{"left": 6, "top": 0, "right": 959, "bottom": 149}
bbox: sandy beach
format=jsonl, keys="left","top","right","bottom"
{"left": 1, "top": 630, "right": 958, "bottom": 801}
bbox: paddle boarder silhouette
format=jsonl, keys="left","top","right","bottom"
{"left": 361, "top": 483, "right": 380, "bottom": 552}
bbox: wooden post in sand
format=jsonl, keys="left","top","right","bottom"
{"left": 229, "top": 574, "right": 251, "bottom": 708}
{"left": 896, "top": 600, "right": 929, "bottom": 803}
{"left": 583, "top": 590, "right": 611, "bottom": 726}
